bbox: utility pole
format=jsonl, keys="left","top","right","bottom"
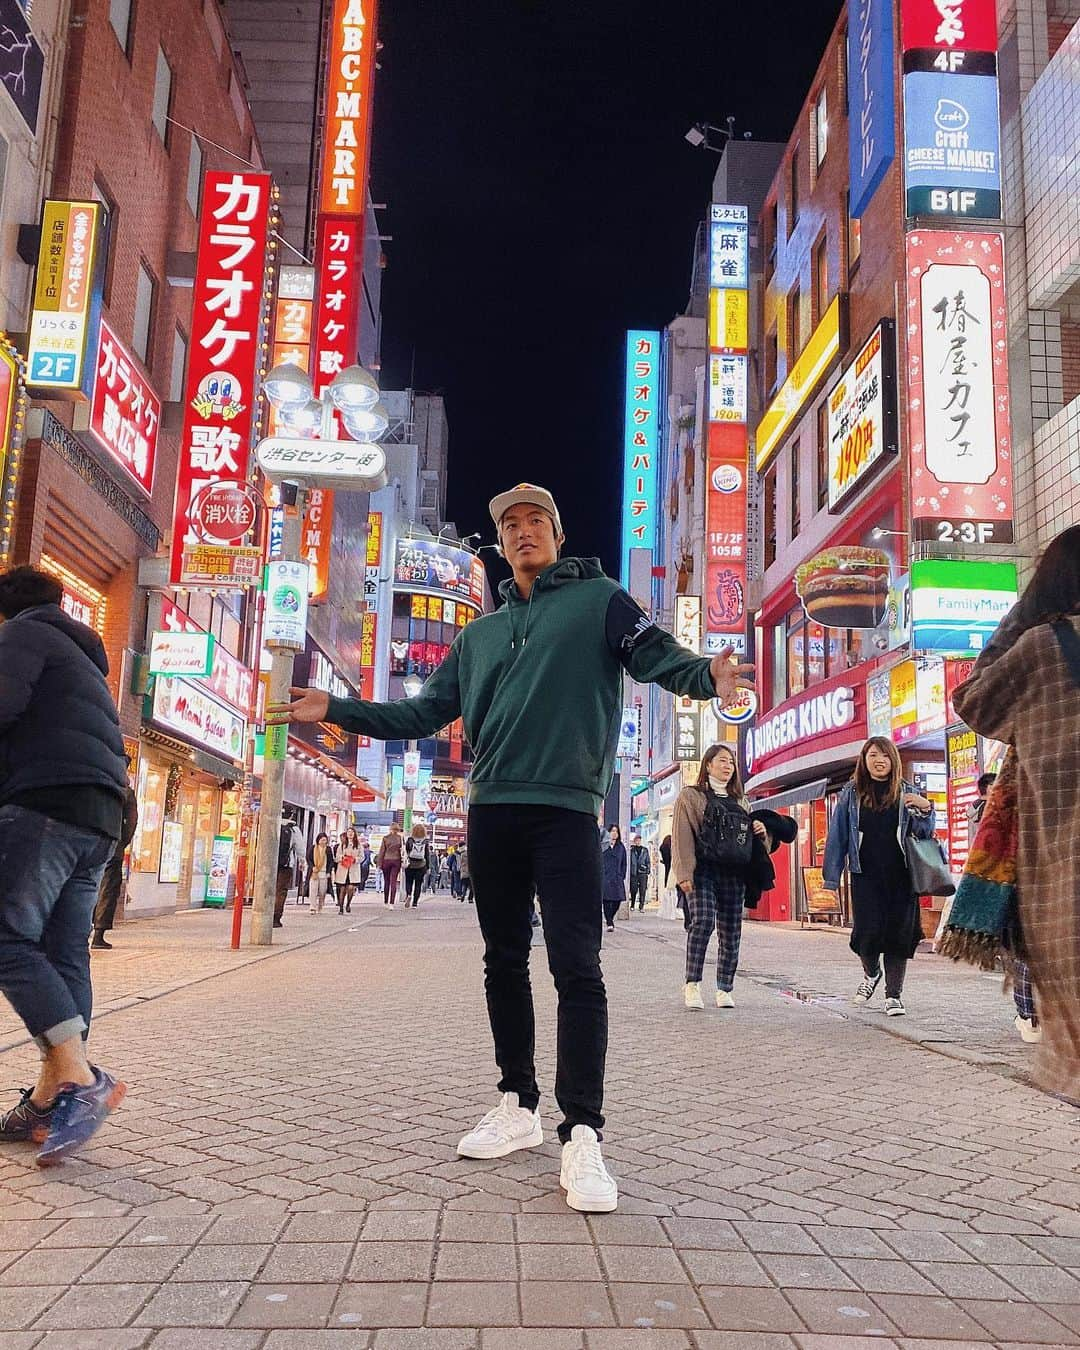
{"left": 250, "top": 481, "right": 306, "bottom": 945}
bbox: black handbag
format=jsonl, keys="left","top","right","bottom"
{"left": 696, "top": 790, "right": 753, "bottom": 868}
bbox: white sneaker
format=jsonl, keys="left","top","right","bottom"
{"left": 716, "top": 989, "right": 735, "bottom": 1009}
{"left": 884, "top": 996, "right": 906, "bottom": 1017}
{"left": 1015, "top": 1014, "right": 1043, "bottom": 1044}
{"left": 684, "top": 981, "right": 704, "bottom": 1010}
{"left": 560, "top": 1125, "right": 618, "bottom": 1212}
{"left": 456, "top": 1092, "right": 543, "bottom": 1159}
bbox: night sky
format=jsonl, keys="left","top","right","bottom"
{"left": 374, "top": 0, "right": 841, "bottom": 580}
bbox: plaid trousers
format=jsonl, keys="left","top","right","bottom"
{"left": 1013, "top": 959, "right": 1037, "bottom": 1021}
{"left": 685, "top": 869, "right": 746, "bottom": 991}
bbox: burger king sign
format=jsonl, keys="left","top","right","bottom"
{"left": 716, "top": 687, "right": 758, "bottom": 726}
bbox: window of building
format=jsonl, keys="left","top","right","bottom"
{"left": 848, "top": 212, "right": 861, "bottom": 275}
{"left": 766, "top": 198, "right": 778, "bottom": 278}
{"left": 765, "top": 326, "right": 779, "bottom": 397}
{"left": 787, "top": 609, "right": 806, "bottom": 698}
{"left": 826, "top": 627, "right": 851, "bottom": 679}
{"left": 0, "top": 134, "right": 9, "bottom": 228}
{"left": 806, "top": 620, "right": 826, "bottom": 686}
{"left": 133, "top": 261, "right": 156, "bottom": 365}
{"left": 813, "top": 232, "right": 829, "bottom": 324}
{"left": 109, "top": 0, "right": 133, "bottom": 55}
{"left": 814, "top": 86, "right": 828, "bottom": 169}
{"left": 169, "top": 327, "right": 188, "bottom": 402}
{"left": 152, "top": 46, "right": 173, "bottom": 144}
{"left": 787, "top": 285, "right": 802, "bottom": 364}
{"left": 185, "top": 133, "right": 203, "bottom": 216}
{"left": 772, "top": 623, "right": 786, "bottom": 706}
{"left": 790, "top": 439, "right": 801, "bottom": 539}
{"left": 91, "top": 177, "right": 117, "bottom": 305}
{"left": 788, "top": 144, "right": 800, "bottom": 235}
{"left": 763, "top": 466, "right": 777, "bottom": 570}
{"left": 816, "top": 401, "right": 830, "bottom": 510}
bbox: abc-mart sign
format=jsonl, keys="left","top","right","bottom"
{"left": 746, "top": 683, "right": 860, "bottom": 776}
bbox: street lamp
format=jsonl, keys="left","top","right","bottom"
{"left": 248, "top": 360, "right": 388, "bottom": 948}
{"left": 401, "top": 673, "right": 424, "bottom": 834}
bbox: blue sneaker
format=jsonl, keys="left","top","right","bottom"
{"left": 36, "top": 1068, "right": 126, "bottom": 1167}
{"left": 0, "top": 1088, "right": 55, "bottom": 1143}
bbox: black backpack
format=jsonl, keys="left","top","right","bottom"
{"left": 696, "top": 788, "right": 752, "bottom": 868}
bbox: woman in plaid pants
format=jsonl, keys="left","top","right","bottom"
{"left": 672, "top": 745, "right": 766, "bottom": 1010}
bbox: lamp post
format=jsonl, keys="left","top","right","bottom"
{"left": 250, "top": 360, "right": 388, "bottom": 947}
{"left": 401, "top": 672, "right": 424, "bottom": 835}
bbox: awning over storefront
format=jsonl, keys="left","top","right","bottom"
{"left": 748, "top": 778, "right": 830, "bottom": 811}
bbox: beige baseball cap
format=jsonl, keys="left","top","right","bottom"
{"left": 488, "top": 482, "right": 563, "bottom": 535}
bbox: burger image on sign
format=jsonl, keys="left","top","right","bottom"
{"left": 795, "top": 545, "right": 890, "bottom": 629}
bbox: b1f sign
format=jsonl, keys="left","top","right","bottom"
{"left": 903, "top": 70, "right": 1002, "bottom": 219}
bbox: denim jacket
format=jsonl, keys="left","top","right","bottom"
{"left": 822, "top": 781, "right": 937, "bottom": 891}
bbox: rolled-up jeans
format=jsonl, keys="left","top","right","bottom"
{"left": 0, "top": 805, "right": 114, "bottom": 1050}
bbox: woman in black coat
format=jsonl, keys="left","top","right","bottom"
{"left": 601, "top": 825, "right": 627, "bottom": 933}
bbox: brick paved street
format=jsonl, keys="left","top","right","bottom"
{"left": 1, "top": 896, "right": 1078, "bottom": 1348}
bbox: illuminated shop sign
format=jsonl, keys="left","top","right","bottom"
{"left": 904, "top": 230, "right": 1013, "bottom": 544}
{"left": 708, "top": 353, "right": 748, "bottom": 423}
{"left": 756, "top": 295, "right": 844, "bottom": 471}
{"left": 153, "top": 676, "right": 246, "bottom": 762}
{"left": 88, "top": 317, "right": 160, "bottom": 496}
{"left": 848, "top": 0, "right": 896, "bottom": 217}
{"left": 27, "top": 200, "right": 104, "bottom": 395}
{"left": 746, "top": 680, "right": 862, "bottom": 777}
{"left": 910, "top": 557, "right": 1018, "bottom": 654}
{"left": 393, "top": 537, "right": 485, "bottom": 610}
{"left": 320, "top": 0, "right": 379, "bottom": 217}
{"left": 709, "top": 208, "right": 749, "bottom": 290}
{"left": 620, "top": 330, "right": 660, "bottom": 584}
{"left": 826, "top": 321, "right": 898, "bottom": 510}
{"left": 674, "top": 595, "right": 702, "bottom": 654}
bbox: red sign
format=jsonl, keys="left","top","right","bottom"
{"left": 169, "top": 171, "right": 272, "bottom": 585}
{"left": 320, "top": 0, "right": 380, "bottom": 218}
{"left": 901, "top": 0, "right": 998, "bottom": 52}
{"left": 946, "top": 726, "right": 981, "bottom": 871}
{"left": 312, "top": 216, "right": 361, "bottom": 396}
{"left": 945, "top": 656, "right": 976, "bottom": 723}
{"left": 89, "top": 317, "right": 160, "bottom": 496}
{"left": 159, "top": 597, "right": 254, "bottom": 715}
{"left": 905, "top": 231, "right": 1014, "bottom": 546}
{"left": 301, "top": 488, "right": 334, "bottom": 603}
{"left": 359, "top": 610, "right": 377, "bottom": 701}
{"left": 705, "top": 421, "right": 748, "bottom": 655}
{"left": 189, "top": 480, "right": 260, "bottom": 545}
{"left": 747, "top": 671, "right": 867, "bottom": 782}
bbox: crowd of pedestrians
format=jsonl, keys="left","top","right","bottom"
{"left": 2, "top": 510, "right": 1076, "bottom": 1193}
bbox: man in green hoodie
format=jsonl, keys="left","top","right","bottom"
{"left": 271, "top": 483, "right": 750, "bottom": 1211}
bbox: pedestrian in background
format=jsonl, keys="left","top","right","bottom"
{"left": 823, "top": 737, "right": 936, "bottom": 1016}
{"left": 377, "top": 822, "right": 404, "bottom": 905}
{"left": 335, "top": 827, "right": 362, "bottom": 912}
{"left": 0, "top": 566, "right": 128, "bottom": 1162}
{"left": 674, "top": 744, "right": 765, "bottom": 1010}
{"left": 306, "top": 832, "right": 335, "bottom": 915}
{"left": 91, "top": 767, "right": 138, "bottom": 950}
{"left": 951, "top": 524, "right": 1080, "bottom": 1097}
{"left": 359, "top": 837, "right": 372, "bottom": 893}
{"left": 458, "top": 844, "right": 473, "bottom": 903}
{"left": 602, "top": 825, "right": 626, "bottom": 932}
{"left": 274, "top": 812, "right": 304, "bottom": 928}
{"left": 426, "top": 846, "right": 441, "bottom": 893}
{"left": 404, "top": 823, "right": 431, "bottom": 907}
{"left": 447, "top": 846, "right": 460, "bottom": 897}
{"left": 628, "top": 833, "right": 650, "bottom": 911}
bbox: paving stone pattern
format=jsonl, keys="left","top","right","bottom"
{"left": 0, "top": 898, "right": 1077, "bottom": 1346}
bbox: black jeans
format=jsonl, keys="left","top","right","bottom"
{"left": 629, "top": 874, "right": 648, "bottom": 910}
{"left": 862, "top": 954, "right": 908, "bottom": 998}
{"left": 469, "top": 804, "right": 606, "bottom": 1142}
{"left": 93, "top": 854, "right": 125, "bottom": 933}
{"left": 404, "top": 867, "right": 424, "bottom": 905}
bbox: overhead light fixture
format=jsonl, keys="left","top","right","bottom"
{"left": 327, "top": 364, "right": 380, "bottom": 413}
{"left": 262, "top": 361, "right": 312, "bottom": 411}
{"left": 341, "top": 400, "right": 389, "bottom": 441}
{"left": 402, "top": 673, "right": 424, "bottom": 698}
{"left": 280, "top": 398, "right": 324, "bottom": 437}
{"left": 684, "top": 124, "right": 706, "bottom": 148}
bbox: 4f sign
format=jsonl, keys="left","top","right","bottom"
{"left": 321, "top": 0, "right": 379, "bottom": 217}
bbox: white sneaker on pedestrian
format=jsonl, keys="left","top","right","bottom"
{"left": 885, "top": 996, "right": 906, "bottom": 1017}
{"left": 560, "top": 1125, "right": 618, "bottom": 1212}
{"left": 715, "top": 989, "right": 735, "bottom": 1009}
{"left": 456, "top": 1092, "right": 543, "bottom": 1159}
{"left": 684, "top": 981, "right": 704, "bottom": 1010}
{"left": 1014, "top": 1014, "right": 1042, "bottom": 1043}
{"left": 854, "top": 969, "right": 883, "bottom": 1004}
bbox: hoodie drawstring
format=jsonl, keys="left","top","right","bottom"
{"left": 508, "top": 586, "right": 537, "bottom": 651}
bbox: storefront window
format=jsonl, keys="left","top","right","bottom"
{"left": 786, "top": 609, "right": 806, "bottom": 698}
{"left": 806, "top": 621, "right": 826, "bottom": 686}
{"left": 825, "top": 626, "right": 849, "bottom": 679}
{"left": 772, "top": 623, "right": 786, "bottom": 707}
{"left": 132, "top": 759, "right": 167, "bottom": 874}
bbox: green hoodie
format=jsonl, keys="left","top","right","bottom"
{"left": 326, "top": 557, "right": 718, "bottom": 816}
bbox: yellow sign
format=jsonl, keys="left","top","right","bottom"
{"left": 27, "top": 200, "right": 104, "bottom": 395}
{"left": 755, "top": 295, "right": 844, "bottom": 471}
{"left": 803, "top": 866, "right": 840, "bottom": 914}
{"left": 890, "top": 660, "right": 918, "bottom": 733}
{"left": 709, "top": 287, "right": 748, "bottom": 352}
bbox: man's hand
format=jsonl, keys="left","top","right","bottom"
{"left": 709, "top": 645, "right": 755, "bottom": 709}
{"left": 266, "top": 686, "right": 330, "bottom": 725}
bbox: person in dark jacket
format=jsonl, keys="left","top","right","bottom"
{"left": 91, "top": 773, "right": 138, "bottom": 949}
{"left": 823, "top": 737, "right": 936, "bottom": 1015}
{"left": 659, "top": 835, "right": 672, "bottom": 887}
{"left": 602, "top": 825, "right": 627, "bottom": 931}
{"left": 628, "top": 835, "right": 650, "bottom": 911}
{"left": 271, "top": 481, "right": 751, "bottom": 1214}
{"left": 403, "top": 824, "right": 431, "bottom": 907}
{"left": 0, "top": 567, "right": 128, "bottom": 1163}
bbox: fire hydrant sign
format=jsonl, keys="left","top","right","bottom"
{"left": 169, "top": 171, "right": 272, "bottom": 586}
{"left": 89, "top": 317, "right": 160, "bottom": 496}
